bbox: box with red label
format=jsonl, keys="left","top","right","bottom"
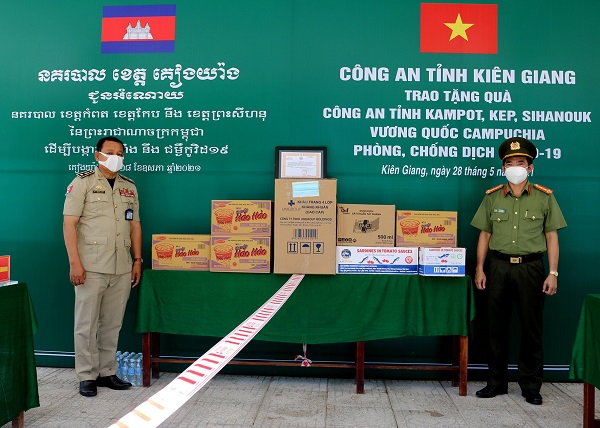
{"left": 151, "top": 234, "right": 211, "bottom": 271}
{"left": 210, "top": 236, "right": 271, "bottom": 273}
{"left": 336, "top": 246, "right": 418, "bottom": 274}
{"left": 0, "top": 255, "right": 10, "bottom": 282}
{"left": 211, "top": 200, "right": 272, "bottom": 235}
{"left": 418, "top": 247, "right": 466, "bottom": 277}
{"left": 396, "top": 210, "right": 457, "bottom": 247}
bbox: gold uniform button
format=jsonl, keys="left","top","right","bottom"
{"left": 497, "top": 218, "right": 501, "bottom": 222}
{"left": 515, "top": 212, "right": 518, "bottom": 215}
{"left": 114, "top": 204, "right": 118, "bottom": 208}
{"left": 512, "top": 240, "right": 516, "bottom": 243}
{"left": 93, "top": 241, "right": 97, "bottom": 244}
{"left": 532, "top": 216, "right": 536, "bottom": 219}
{"left": 514, "top": 226, "right": 517, "bottom": 229}
{"left": 97, "top": 197, "right": 101, "bottom": 200}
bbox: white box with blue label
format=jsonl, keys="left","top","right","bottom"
{"left": 418, "top": 247, "right": 466, "bottom": 277}
{"left": 335, "top": 246, "right": 418, "bottom": 274}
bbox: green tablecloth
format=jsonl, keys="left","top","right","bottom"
{"left": 0, "top": 283, "right": 40, "bottom": 426}
{"left": 136, "top": 271, "right": 474, "bottom": 343}
{"left": 569, "top": 294, "right": 600, "bottom": 389}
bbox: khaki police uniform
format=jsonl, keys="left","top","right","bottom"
{"left": 64, "top": 167, "right": 140, "bottom": 381}
{"left": 471, "top": 182, "right": 566, "bottom": 392}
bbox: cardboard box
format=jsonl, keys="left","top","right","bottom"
{"left": 210, "top": 236, "right": 271, "bottom": 273}
{"left": 396, "top": 210, "right": 458, "bottom": 247}
{"left": 336, "top": 246, "right": 418, "bottom": 274}
{"left": 418, "top": 247, "right": 466, "bottom": 277}
{"left": 211, "top": 200, "right": 272, "bottom": 235}
{"left": 152, "top": 234, "right": 211, "bottom": 271}
{"left": 273, "top": 179, "right": 337, "bottom": 274}
{"left": 337, "top": 204, "right": 396, "bottom": 247}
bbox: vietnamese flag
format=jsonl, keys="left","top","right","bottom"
{"left": 101, "top": 4, "right": 176, "bottom": 54}
{"left": 420, "top": 3, "right": 497, "bottom": 54}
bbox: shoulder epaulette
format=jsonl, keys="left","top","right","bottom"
{"left": 119, "top": 173, "right": 135, "bottom": 184}
{"left": 533, "top": 183, "right": 553, "bottom": 194}
{"left": 485, "top": 184, "right": 504, "bottom": 194}
{"left": 75, "top": 170, "right": 94, "bottom": 178}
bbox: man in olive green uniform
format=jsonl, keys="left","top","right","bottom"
{"left": 63, "top": 136, "right": 143, "bottom": 397}
{"left": 471, "top": 137, "right": 566, "bottom": 405}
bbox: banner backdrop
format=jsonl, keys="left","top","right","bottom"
{"left": 1, "top": 1, "right": 597, "bottom": 378}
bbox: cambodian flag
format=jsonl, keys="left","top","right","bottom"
{"left": 101, "top": 4, "right": 176, "bottom": 54}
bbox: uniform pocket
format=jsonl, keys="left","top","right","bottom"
{"left": 523, "top": 210, "right": 544, "bottom": 235}
{"left": 83, "top": 235, "right": 108, "bottom": 263}
{"left": 86, "top": 192, "right": 109, "bottom": 213}
{"left": 490, "top": 211, "right": 509, "bottom": 222}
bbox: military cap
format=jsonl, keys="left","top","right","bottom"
{"left": 498, "top": 137, "right": 537, "bottom": 161}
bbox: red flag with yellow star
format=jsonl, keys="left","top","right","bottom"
{"left": 420, "top": 3, "right": 497, "bottom": 54}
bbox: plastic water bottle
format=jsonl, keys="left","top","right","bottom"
{"left": 134, "top": 356, "right": 142, "bottom": 387}
{"left": 127, "top": 357, "right": 136, "bottom": 386}
{"left": 121, "top": 354, "right": 130, "bottom": 382}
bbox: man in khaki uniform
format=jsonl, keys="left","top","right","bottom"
{"left": 471, "top": 137, "right": 566, "bottom": 406}
{"left": 63, "top": 136, "right": 142, "bottom": 397}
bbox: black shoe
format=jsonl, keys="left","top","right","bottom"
{"left": 475, "top": 385, "right": 508, "bottom": 398}
{"left": 79, "top": 380, "right": 97, "bottom": 397}
{"left": 522, "top": 391, "right": 543, "bottom": 405}
{"left": 96, "top": 375, "right": 132, "bottom": 390}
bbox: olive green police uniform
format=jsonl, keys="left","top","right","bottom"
{"left": 63, "top": 167, "right": 140, "bottom": 381}
{"left": 471, "top": 182, "right": 566, "bottom": 393}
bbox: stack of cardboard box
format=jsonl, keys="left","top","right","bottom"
{"left": 209, "top": 200, "right": 272, "bottom": 273}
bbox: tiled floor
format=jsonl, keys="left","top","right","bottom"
{"left": 3, "top": 367, "right": 597, "bottom": 427}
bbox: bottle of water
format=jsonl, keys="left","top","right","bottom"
{"left": 127, "top": 357, "right": 136, "bottom": 386}
{"left": 134, "top": 355, "right": 142, "bottom": 387}
{"left": 121, "top": 354, "right": 130, "bottom": 382}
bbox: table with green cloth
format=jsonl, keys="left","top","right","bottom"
{"left": 0, "top": 283, "right": 40, "bottom": 428}
{"left": 569, "top": 294, "right": 600, "bottom": 428}
{"left": 136, "top": 270, "right": 475, "bottom": 394}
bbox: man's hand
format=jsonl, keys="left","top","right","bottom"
{"left": 70, "top": 262, "right": 86, "bottom": 286}
{"left": 475, "top": 269, "right": 486, "bottom": 290}
{"left": 543, "top": 274, "right": 557, "bottom": 295}
{"left": 131, "top": 262, "right": 142, "bottom": 288}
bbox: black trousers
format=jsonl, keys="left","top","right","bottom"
{"left": 485, "top": 254, "right": 546, "bottom": 392}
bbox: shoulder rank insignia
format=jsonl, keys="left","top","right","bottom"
{"left": 119, "top": 173, "right": 135, "bottom": 184}
{"left": 75, "top": 170, "right": 94, "bottom": 179}
{"left": 533, "top": 183, "right": 553, "bottom": 194}
{"left": 485, "top": 184, "right": 504, "bottom": 195}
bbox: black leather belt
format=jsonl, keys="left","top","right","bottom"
{"left": 492, "top": 251, "right": 543, "bottom": 264}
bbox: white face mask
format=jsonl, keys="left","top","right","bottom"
{"left": 98, "top": 152, "right": 124, "bottom": 172}
{"left": 504, "top": 166, "right": 528, "bottom": 185}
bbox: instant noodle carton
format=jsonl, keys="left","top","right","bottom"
{"left": 396, "top": 210, "right": 457, "bottom": 247}
{"left": 210, "top": 236, "right": 271, "bottom": 273}
{"left": 335, "top": 246, "right": 418, "bottom": 274}
{"left": 273, "top": 179, "right": 337, "bottom": 274}
{"left": 418, "top": 247, "right": 466, "bottom": 277}
{"left": 337, "top": 204, "right": 395, "bottom": 247}
{"left": 211, "top": 200, "right": 272, "bottom": 235}
{"left": 151, "top": 234, "right": 211, "bottom": 270}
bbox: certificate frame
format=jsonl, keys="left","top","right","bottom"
{"left": 275, "top": 146, "right": 327, "bottom": 179}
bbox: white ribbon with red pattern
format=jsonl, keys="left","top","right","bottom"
{"left": 109, "top": 274, "right": 305, "bottom": 428}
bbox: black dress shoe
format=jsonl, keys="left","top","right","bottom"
{"left": 96, "top": 375, "right": 132, "bottom": 390}
{"left": 79, "top": 380, "right": 97, "bottom": 397}
{"left": 475, "top": 385, "right": 508, "bottom": 398}
{"left": 522, "top": 391, "right": 543, "bottom": 405}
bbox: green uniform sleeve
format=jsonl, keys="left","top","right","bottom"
{"left": 471, "top": 196, "right": 492, "bottom": 232}
{"left": 544, "top": 193, "right": 567, "bottom": 232}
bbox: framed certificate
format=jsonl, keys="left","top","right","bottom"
{"left": 275, "top": 146, "right": 327, "bottom": 179}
